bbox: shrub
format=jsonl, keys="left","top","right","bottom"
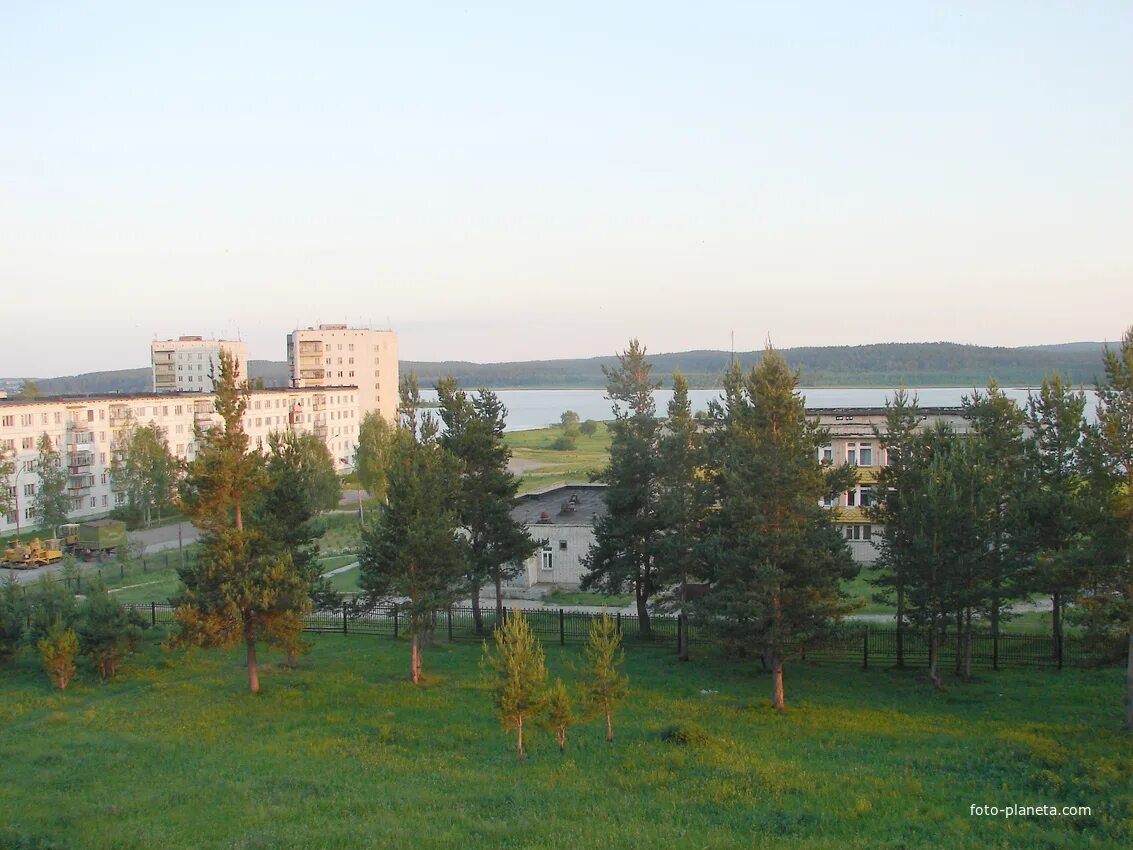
{"left": 0, "top": 575, "right": 29, "bottom": 664}
{"left": 545, "top": 678, "right": 574, "bottom": 752}
{"left": 37, "top": 626, "right": 79, "bottom": 690}
{"left": 551, "top": 433, "right": 578, "bottom": 451}
{"left": 660, "top": 723, "right": 712, "bottom": 747}
{"left": 76, "top": 582, "right": 146, "bottom": 681}
{"left": 579, "top": 420, "right": 598, "bottom": 436}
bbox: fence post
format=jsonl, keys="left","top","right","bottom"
{"left": 616, "top": 611, "right": 622, "bottom": 634}
{"left": 993, "top": 631, "right": 999, "bottom": 671}
{"left": 862, "top": 625, "right": 869, "bottom": 670}
{"left": 151, "top": 601, "right": 156, "bottom": 628}
{"left": 447, "top": 606, "right": 453, "bottom": 642}
{"left": 559, "top": 608, "right": 565, "bottom": 646}
{"left": 343, "top": 600, "right": 348, "bottom": 635}
{"left": 1056, "top": 631, "right": 1063, "bottom": 671}
{"left": 392, "top": 604, "right": 398, "bottom": 640}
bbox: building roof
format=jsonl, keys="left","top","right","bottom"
{"left": 511, "top": 484, "right": 607, "bottom": 527}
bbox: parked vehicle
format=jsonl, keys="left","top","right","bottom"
{"left": 2, "top": 538, "right": 64, "bottom": 568}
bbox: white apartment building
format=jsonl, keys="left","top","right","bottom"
{"left": 151, "top": 337, "right": 249, "bottom": 393}
{"left": 286, "top": 325, "right": 398, "bottom": 424}
{"left": 0, "top": 386, "right": 360, "bottom": 536}
{"left": 811, "top": 407, "right": 970, "bottom": 563}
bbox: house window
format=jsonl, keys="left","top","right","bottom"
{"left": 559, "top": 539, "right": 568, "bottom": 551}
{"left": 859, "top": 443, "right": 873, "bottom": 466}
{"left": 860, "top": 487, "right": 876, "bottom": 508}
{"left": 846, "top": 443, "right": 856, "bottom": 466}
{"left": 844, "top": 524, "right": 873, "bottom": 542}
{"left": 541, "top": 545, "right": 553, "bottom": 571}
{"left": 819, "top": 446, "right": 833, "bottom": 464}
{"left": 846, "top": 489, "right": 856, "bottom": 507}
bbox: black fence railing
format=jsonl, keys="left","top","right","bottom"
{"left": 125, "top": 602, "right": 1126, "bottom": 669}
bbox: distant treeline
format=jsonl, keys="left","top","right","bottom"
{"left": 16, "top": 342, "right": 1109, "bottom": 397}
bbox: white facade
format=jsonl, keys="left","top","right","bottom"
{"left": 151, "top": 337, "right": 249, "bottom": 393}
{"left": 811, "top": 406, "right": 971, "bottom": 563}
{"left": 0, "top": 387, "right": 360, "bottom": 535}
{"left": 287, "top": 325, "right": 398, "bottom": 426}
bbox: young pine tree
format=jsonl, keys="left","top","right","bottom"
{"left": 481, "top": 610, "right": 548, "bottom": 761}
{"left": 76, "top": 581, "right": 147, "bottom": 681}
{"left": 37, "top": 625, "right": 79, "bottom": 690}
{"left": 582, "top": 611, "right": 629, "bottom": 743}
{"left": 545, "top": 677, "right": 574, "bottom": 753}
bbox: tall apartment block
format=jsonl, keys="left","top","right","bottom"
{"left": 286, "top": 325, "right": 398, "bottom": 423}
{"left": 151, "top": 337, "right": 249, "bottom": 393}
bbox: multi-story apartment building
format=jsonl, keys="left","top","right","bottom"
{"left": 0, "top": 386, "right": 360, "bottom": 536}
{"left": 811, "top": 407, "right": 970, "bottom": 563}
{"left": 151, "top": 337, "right": 249, "bottom": 393}
{"left": 286, "top": 325, "right": 398, "bottom": 424}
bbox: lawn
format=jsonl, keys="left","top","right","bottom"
{"left": 505, "top": 423, "right": 611, "bottom": 493}
{"left": 544, "top": 589, "right": 633, "bottom": 608}
{"left": 1, "top": 633, "right": 1128, "bottom": 849}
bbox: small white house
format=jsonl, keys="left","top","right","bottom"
{"left": 507, "top": 484, "right": 606, "bottom": 592}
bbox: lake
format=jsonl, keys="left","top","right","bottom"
{"left": 417, "top": 387, "right": 1096, "bottom": 432}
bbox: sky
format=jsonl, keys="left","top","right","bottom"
{"left": 2, "top": 1, "right": 1131, "bottom": 376}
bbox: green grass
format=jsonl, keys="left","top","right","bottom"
{"left": 505, "top": 423, "right": 611, "bottom": 493}
{"left": 1, "top": 634, "right": 1128, "bottom": 849}
{"left": 545, "top": 589, "right": 633, "bottom": 608}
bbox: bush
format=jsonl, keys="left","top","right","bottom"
{"left": 579, "top": 420, "right": 598, "bottom": 436}
{"left": 37, "top": 625, "right": 79, "bottom": 690}
{"left": 660, "top": 723, "right": 712, "bottom": 747}
{"left": 560, "top": 410, "right": 580, "bottom": 428}
{"left": 76, "top": 582, "right": 146, "bottom": 681}
{"left": 551, "top": 433, "right": 578, "bottom": 451}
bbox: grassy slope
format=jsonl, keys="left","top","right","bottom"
{"left": 1, "top": 635, "right": 1128, "bottom": 849}
{"left": 505, "top": 423, "right": 611, "bottom": 493}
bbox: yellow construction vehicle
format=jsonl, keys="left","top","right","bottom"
{"left": 59, "top": 523, "right": 81, "bottom": 549}
{"left": 2, "top": 537, "right": 64, "bottom": 568}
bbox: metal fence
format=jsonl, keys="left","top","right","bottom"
{"left": 125, "top": 601, "right": 1126, "bottom": 669}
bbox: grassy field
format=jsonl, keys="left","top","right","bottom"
{"left": 505, "top": 423, "right": 611, "bottom": 493}
{"left": 544, "top": 589, "right": 633, "bottom": 608}
{"left": 1, "top": 632, "right": 1128, "bottom": 849}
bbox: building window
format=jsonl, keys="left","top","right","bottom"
{"left": 844, "top": 524, "right": 872, "bottom": 541}
{"left": 846, "top": 443, "right": 856, "bottom": 465}
{"left": 558, "top": 539, "right": 568, "bottom": 551}
{"left": 541, "top": 545, "right": 553, "bottom": 571}
{"left": 819, "top": 445, "right": 833, "bottom": 464}
{"left": 859, "top": 443, "right": 873, "bottom": 466}
{"left": 846, "top": 489, "right": 856, "bottom": 507}
{"left": 24, "top": 483, "right": 35, "bottom": 496}
{"left": 860, "top": 487, "right": 876, "bottom": 508}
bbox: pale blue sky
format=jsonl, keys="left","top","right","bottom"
{"left": 2, "top": 1, "right": 1131, "bottom": 375}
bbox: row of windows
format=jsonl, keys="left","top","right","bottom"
{"left": 819, "top": 442, "right": 877, "bottom": 466}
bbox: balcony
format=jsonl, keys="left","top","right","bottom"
{"left": 297, "top": 342, "right": 323, "bottom": 355}
{"left": 68, "top": 474, "right": 94, "bottom": 492}
{"left": 299, "top": 369, "right": 325, "bottom": 381}
{"left": 313, "top": 424, "right": 328, "bottom": 438}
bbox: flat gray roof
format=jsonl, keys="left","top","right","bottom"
{"left": 512, "top": 484, "right": 606, "bottom": 527}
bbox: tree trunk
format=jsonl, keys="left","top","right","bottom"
{"left": 410, "top": 633, "right": 422, "bottom": 685}
{"left": 635, "top": 581, "right": 651, "bottom": 639}
{"left": 556, "top": 724, "right": 566, "bottom": 752}
{"left": 471, "top": 586, "right": 484, "bottom": 634}
{"left": 928, "top": 617, "right": 941, "bottom": 689}
{"left": 770, "top": 645, "right": 786, "bottom": 711}
{"left": 494, "top": 570, "right": 504, "bottom": 620}
{"left": 517, "top": 715, "right": 525, "bottom": 762}
{"left": 246, "top": 632, "right": 260, "bottom": 694}
{"left": 1126, "top": 582, "right": 1133, "bottom": 732}
{"left": 605, "top": 709, "right": 614, "bottom": 743}
{"left": 962, "top": 607, "right": 973, "bottom": 681}
{"left": 895, "top": 580, "right": 905, "bottom": 669}
{"left": 1051, "top": 591, "right": 1062, "bottom": 653}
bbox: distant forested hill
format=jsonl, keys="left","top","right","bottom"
{"left": 13, "top": 342, "right": 1110, "bottom": 397}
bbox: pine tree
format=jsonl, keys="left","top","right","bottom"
{"left": 581, "top": 611, "right": 628, "bottom": 742}
{"left": 545, "top": 678, "right": 574, "bottom": 752}
{"left": 174, "top": 350, "right": 309, "bottom": 694}
{"left": 481, "top": 610, "right": 548, "bottom": 761}
{"left": 1086, "top": 326, "right": 1133, "bottom": 730}
{"left": 359, "top": 375, "right": 464, "bottom": 684}
{"left": 701, "top": 350, "right": 857, "bottom": 710}
{"left": 437, "top": 378, "right": 537, "bottom": 631}
{"left": 37, "top": 625, "right": 79, "bottom": 690}
{"left": 1023, "top": 374, "right": 1090, "bottom": 654}
{"left": 0, "top": 575, "right": 29, "bottom": 665}
{"left": 653, "top": 370, "right": 712, "bottom": 661}
{"left": 75, "top": 581, "right": 146, "bottom": 681}
{"left": 32, "top": 433, "right": 70, "bottom": 535}
{"left": 583, "top": 340, "right": 661, "bottom": 637}
{"left": 869, "top": 388, "right": 921, "bottom": 668}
